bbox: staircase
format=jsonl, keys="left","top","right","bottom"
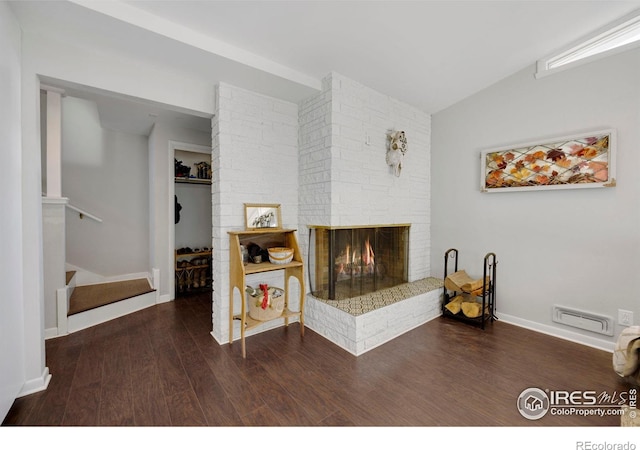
{"left": 61, "top": 271, "right": 157, "bottom": 334}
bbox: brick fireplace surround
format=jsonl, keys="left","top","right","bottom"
{"left": 297, "top": 73, "right": 438, "bottom": 355}
{"left": 213, "top": 72, "right": 437, "bottom": 355}
{"left": 305, "top": 223, "right": 442, "bottom": 355}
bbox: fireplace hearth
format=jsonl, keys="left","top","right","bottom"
{"left": 308, "top": 224, "right": 410, "bottom": 300}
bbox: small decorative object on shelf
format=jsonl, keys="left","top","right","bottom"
{"left": 175, "top": 158, "right": 191, "bottom": 178}
{"left": 247, "top": 284, "right": 285, "bottom": 321}
{"left": 174, "top": 156, "right": 212, "bottom": 184}
{"left": 268, "top": 247, "right": 293, "bottom": 265}
{"left": 240, "top": 245, "right": 249, "bottom": 265}
{"left": 195, "top": 161, "right": 212, "bottom": 180}
{"left": 244, "top": 203, "right": 282, "bottom": 230}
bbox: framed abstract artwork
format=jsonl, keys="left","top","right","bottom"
{"left": 481, "top": 129, "right": 616, "bottom": 193}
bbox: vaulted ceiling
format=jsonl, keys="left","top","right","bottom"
{"left": 10, "top": 0, "right": 640, "bottom": 135}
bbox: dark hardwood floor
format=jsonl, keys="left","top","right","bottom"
{"left": 2, "top": 292, "right": 631, "bottom": 427}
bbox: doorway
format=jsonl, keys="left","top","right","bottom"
{"left": 170, "top": 142, "right": 213, "bottom": 299}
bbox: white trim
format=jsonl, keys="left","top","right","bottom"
{"left": 45, "top": 89, "right": 63, "bottom": 197}
{"left": 172, "top": 141, "right": 212, "bottom": 155}
{"left": 41, "top": 196, "right": 68, "bottom": 205}
{"left": 67, "top": 0, "right": 321, "bottom": 92}
{"left": 157, "top": 293, "right": 171, "bottom": 304}
{"left": 498, "top": 312, "right": 615, "bottom": 353}
{"left": 18, "top": 368, "right": 51, "bottom": 398}
{"left": 39, "top": 84, "right": 66, "bottom": 95}
{"left": 56, "top": 287, "right": 68, "bottom": 337}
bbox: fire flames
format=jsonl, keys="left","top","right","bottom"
{"left": 335, "top": 237, "right": 375, "bottom": 278}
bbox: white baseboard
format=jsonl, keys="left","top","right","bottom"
{"left": 156, "top": 293, "right": 171, "bottom": 304}
{"left": 210, "top": 331, "right": 223, "bottom": 345}
{"left": 498, "top": 312, "right": 615, "bottom": 353}
{"left": 44, "top": 327, "right": 61, "bottom": 340}
{"left": 68, "top": 291, "right": 156, "bottom": 333}
{"left": 18, "top": 367, "right": 51, "bottom": 398}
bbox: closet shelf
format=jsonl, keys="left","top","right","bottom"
{"left": 175, "top": 177, "right": 211, "bottom": 185}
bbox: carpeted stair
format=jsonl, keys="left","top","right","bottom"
{"left": 68, "top": 278, "right": 155, "bottom": 316}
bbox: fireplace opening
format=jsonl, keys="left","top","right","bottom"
{"left": 309, "top": 225, "right": 410, "bottom": 300}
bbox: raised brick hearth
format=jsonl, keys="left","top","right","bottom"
{"left": 306, "top": 277, "right": 442, "bottom": 355}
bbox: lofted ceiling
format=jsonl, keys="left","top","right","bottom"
{"left": 10, "top": 0, "right": 640, "bottom": 135}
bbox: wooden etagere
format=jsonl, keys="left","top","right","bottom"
{"left": 228, "top": 228, "right": 305, "bottom": 358}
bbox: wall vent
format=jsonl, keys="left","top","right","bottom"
{"left": 552, "top": 305, "right": 614, "bottom": 336}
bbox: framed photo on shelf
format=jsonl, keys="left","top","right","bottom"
{"left": 481, "top": 129, "right": 616, "bottom": 193}
{"left": 244, "top": 203, "right": 282, "bottom": 230}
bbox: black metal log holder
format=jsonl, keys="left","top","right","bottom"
{"left": 442, "top": 248, "right": 497, "bottom": 329}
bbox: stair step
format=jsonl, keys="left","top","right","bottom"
{"left": 68, "top": 278, "right": 154, "bottom": 316}
{"left": 65, "top": 271, "right": 76, "bottom": 286}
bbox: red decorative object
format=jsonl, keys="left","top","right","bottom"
{"left": 259, "top": 284, "right": 269, "bottom": 310}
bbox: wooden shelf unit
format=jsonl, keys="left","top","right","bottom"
{"left": 175, "top": 249, "right": 212, "bottom": 295}
{"left": 228, "top": 228, "right": 305, "bottom": 358}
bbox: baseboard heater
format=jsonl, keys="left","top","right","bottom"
{"left": 552, "top": 305, "right": 614, "bottom": 336}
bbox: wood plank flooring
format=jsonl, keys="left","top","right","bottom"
{"left": 2, "top": 292, "right": 632, "bottom": 427}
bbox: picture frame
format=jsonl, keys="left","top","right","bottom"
{"left": 480, "top": 129, "right": 616, "bottom": 193}
{"left": 244, "top": 203, "right": 282, "bottom": 230}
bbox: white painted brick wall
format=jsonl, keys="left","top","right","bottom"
{"left": 211, "top": 82, "right": 300, "bottom": 344}
{"left": 298, "top": 72, "right": 435, "bottom": 354}
{"left": 299, "top": 72, "right": 431, "bottom": 283}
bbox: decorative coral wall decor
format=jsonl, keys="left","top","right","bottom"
{"left": 481, "top": 129, "right": 616, "bottom": 192}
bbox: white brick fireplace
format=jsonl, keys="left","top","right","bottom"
{"left": 211, "top": 72, "right": 439, "bottom": 355}
{"left": 298, "top": 73, "right": 440, "bottom": 355}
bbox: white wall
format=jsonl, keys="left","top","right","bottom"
{"left": 431, "top": 47, "right": 640, "bottom": 349}
{"left": 175, "top": 183, "right": 212, "bottom": 250}
{"left": 211, "top": 82, "right": 300, "bottom": 344}
{"left": 0, "top": 1, "right": 26, "bottom": 421}
{"left": 299, "top": 72, "right": 432, "bottom": 282}
{"left": 62, "top": 96, "right": 150, "bottom": 277}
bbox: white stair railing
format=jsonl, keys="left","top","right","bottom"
{"left": 66, "top": 203, "right": 103, "bottom": 223}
